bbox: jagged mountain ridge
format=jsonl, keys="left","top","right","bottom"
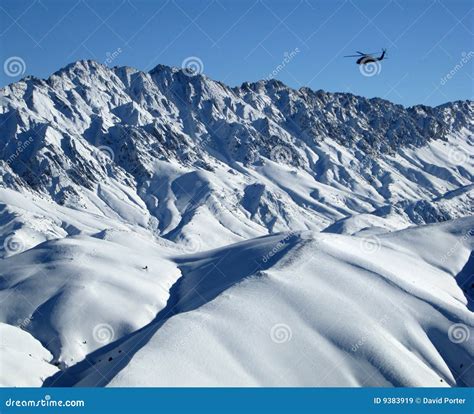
{"left": 0, "top": 60, "right": 472, "bottom": 251}
{"left": 0, "top": 60, "right": 473, "bottom": 388}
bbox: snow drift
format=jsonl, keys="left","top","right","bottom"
{"left": 40, "top": 218, "right": 473, "bottom": 387}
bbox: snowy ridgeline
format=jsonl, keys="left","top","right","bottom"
{"left": 0, "top": 60, "right": 473, "bottom": 387}
{"left": 0, "top": 60, "right": 473, "bottom": 250}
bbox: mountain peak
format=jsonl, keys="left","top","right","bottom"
{"left": 54, "top": 59, "right": 106, "bottom": 74}
{"left": 149, "top": 63, "right": 180, "bottom": 75}
{"left": 0, "top": 58, "right": 472, "bottom": 224}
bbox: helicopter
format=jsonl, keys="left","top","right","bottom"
{"left": 344, "top": 49, "right": 387, "bottom": 65}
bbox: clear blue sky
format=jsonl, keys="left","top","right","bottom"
{"left": 0, "top": 0, "right": 472, "bottom": 106}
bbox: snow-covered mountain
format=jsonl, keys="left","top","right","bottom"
{"left": 0, "top": 60, "right": 472, "bottom": 387}
{"left": 1, "top": 60, "right": 473, "bottom": 249}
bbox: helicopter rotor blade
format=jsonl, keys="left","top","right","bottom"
{"left": 358, "top": 51, "right": 381, "bottom": 55}
{"left": 344, "top": 50, "right": 385, "bottom": 58}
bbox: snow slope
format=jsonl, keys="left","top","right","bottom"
{"left": 0, "top": 323, "right": 58, "bottom": 386}
{"left": 41, "top": 217, "right": 473, "bottom": 387}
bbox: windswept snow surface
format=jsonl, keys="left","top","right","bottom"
{"left": 0, "top": 60, "right": 473, "bottom": 387}
{"left": 41, "top": 218, "right": 473, "bottom": 387}
{"left": 0, "top": 323, "right": 58, "bottom": 386}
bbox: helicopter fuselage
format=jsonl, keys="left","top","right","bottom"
{"left": 357, "top": 56, "right": 377, "bottom": 65}
{"left": 356, "top": 50, "right": 386, "bottom": 64}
